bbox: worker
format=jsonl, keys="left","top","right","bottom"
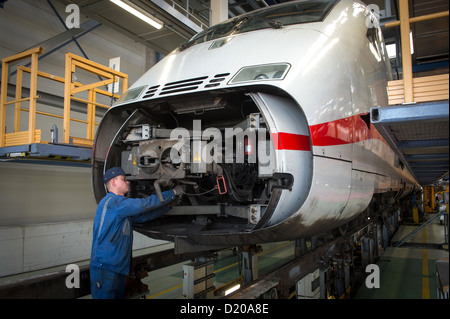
{"left": 90, "top": 167, "right": 184, "bottom": 299}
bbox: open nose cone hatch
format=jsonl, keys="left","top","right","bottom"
{"left": 93, "top": 91, "right": 313, "bottom": 250}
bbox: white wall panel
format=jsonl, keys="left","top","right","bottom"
{"left": 0, "top": 162, "right": 96, "bottom": 226}
{"left": 0, "top": 221, "right": 168, "bottom": 277}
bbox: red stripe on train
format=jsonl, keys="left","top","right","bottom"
{"left": 310, "top": 112, "right": 385, "bottom": 146}
{"left": 273, "top": 113, "right": 385, "bottom": 150}
{"left": 272, "top": 132, "right": 311, "bottom": 151}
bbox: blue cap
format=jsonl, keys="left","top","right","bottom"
{"left": 103, "top": 167, "right": 129, "bottom": 183}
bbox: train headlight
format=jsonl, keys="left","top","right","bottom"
{"left": 117, "top": 85, "right": 146, "bottom": 104}
{"left": 254, "top": 74, "right": 269, "bottom": 80}
{"left": 229, "top": 63, "right": 291, "bottom": 84}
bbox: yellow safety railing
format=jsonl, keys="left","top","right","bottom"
{"left": 1, "top": 47, "right": 42, "bottom": 147}
{"left": 63, "top": 52, "right": 128, "bottom": 145}
{"left": 422, "top": 186, "right": 436, "bottom": 214}
{"left": 0, "top": 47, "right": 128, "bottom": 148}
{"left": 385, "top": 0, "right": 449, "bottom": 105}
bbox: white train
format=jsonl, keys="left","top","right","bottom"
{"left": 92, "top": 0, "right": 419, "bottom": 253}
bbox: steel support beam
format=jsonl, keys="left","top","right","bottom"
{"left": 0, "top": 143, "right": 92, "bottom": 161}
{"left": 371, "top": 101, "right": 449, "bottom": 124}
{"left": 397, "top": 139, "right": 449, "bottom": 150}
{"left": 371, "top": 101, "right": 449, "bottom": 185}
{"left": 229, "top": 237, "right": 346, "bottom": 299}
{"left": 211, "top": 0, "right": 228, "bottom": 26}
{"left": 150, "top": 0, "right": 204, "bottom": 33}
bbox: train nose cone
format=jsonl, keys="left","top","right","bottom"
{"left": 248, "top": 92, "right": 313, "bottom": 228}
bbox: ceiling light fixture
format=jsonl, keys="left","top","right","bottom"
{"left": 110, "top": 0, "right": 163, "bottom": 30}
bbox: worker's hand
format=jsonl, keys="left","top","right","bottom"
{"left": 168, "top": 195, "right": 183, "bottom": 207}
{"left": 173, "top": 184, "right": 186, "bottom": 196}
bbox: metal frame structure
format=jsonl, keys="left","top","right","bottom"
{"left": 372, "top": 0, "right": 449, "bottom": 186}
{"left": 371, "top": 101, "right": 449, "bottom": 185}
{"left": 0, "top": 47, "right": 42, "bottom": 147}
{"left": 227, "top": 218, "right": 386, "bottom": 299}
{"left": 0, "top": 47, "right": 128, "bottom": 159}
{"left": 63, "top": 52, "right": 128, "bottom": 145}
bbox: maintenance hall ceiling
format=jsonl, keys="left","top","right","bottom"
{"left": 51, "top": 0, "right": 449, "bottom": 62}
{"left": 53, "top": 0, "right": 285, "bottom": 54}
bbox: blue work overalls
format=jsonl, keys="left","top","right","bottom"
{"left": 90, "top": 190, "right": 175, "bottom": 299}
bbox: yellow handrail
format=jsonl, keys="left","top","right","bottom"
{"left": 385, "top": 10, "right": 449, "bottom": 28}
{"left": 63, "top": 52, "right": 128, "bottom": 144}
{"left": 0, "top": 47, "right": 42, "bottom": 146}
{"left": 0, "top": 48, "right": 128, "bottom": 147}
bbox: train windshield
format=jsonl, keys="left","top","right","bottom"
{"left": 179, "top": 0, "right": 338, "bottom": 50}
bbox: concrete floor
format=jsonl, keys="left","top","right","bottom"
{"left": 354, "top": 215, "right": 449, "bottom": 299}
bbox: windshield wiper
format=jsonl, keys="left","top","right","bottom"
{"left": 268, "top": 20, "right": 283, "bottom": 29}
{"left": 178, "top": 40, "right": 195, "bottom": 52}
{"left": 249, "top": 15, "right": 283, "bottom": 29}
{"left": 177, "top": 15, "right": 282, "bottom": 52}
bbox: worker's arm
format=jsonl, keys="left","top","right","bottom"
{"left": 112, "top": 190, "right": 176, "bottom": 218}
{"left": 132, "top": 205, "right": 171, "bottom": 224}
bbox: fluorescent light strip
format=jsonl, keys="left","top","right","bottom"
{"left": 110, "top": 0, "right": 163, "bottom": 29}
{"left": 224, "top": 284, "right": 241, "bottom": 296}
